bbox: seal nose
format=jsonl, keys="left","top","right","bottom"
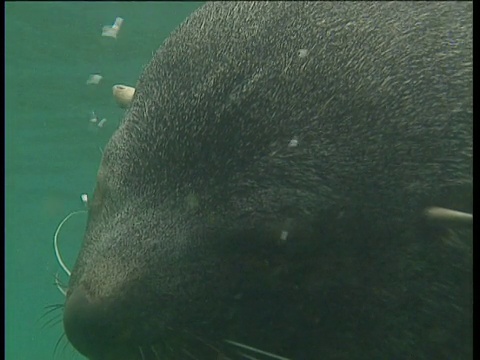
{"left": 63, "top": 286, "right": 118, "bottom": 359}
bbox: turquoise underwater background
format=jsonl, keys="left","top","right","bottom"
{"left": 5, "top": 2, "right": 203, "bottom": 359}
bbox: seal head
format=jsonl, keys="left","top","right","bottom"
{"left": 64, "top": 2, "right": 472, "bottom": 359}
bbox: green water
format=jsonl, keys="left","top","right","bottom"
{"left": 5, "top": 2, "right": 203, "bottom": 359}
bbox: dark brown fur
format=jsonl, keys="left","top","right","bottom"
{"left": 64, "top": 2, "right": 472, "bottom": 359}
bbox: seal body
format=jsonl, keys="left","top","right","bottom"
{"left": 64, "top": 2, "right": 472, "bottom": 360}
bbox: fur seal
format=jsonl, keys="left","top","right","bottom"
{"left": 63, "top": 2, "right": 472, "bottom": 359}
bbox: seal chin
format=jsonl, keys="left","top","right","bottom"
{"left": 63, "top": 287, "right": 283, "bottom": 360}
{"left": 64, "top": 286, "right": 134, "bottom": 360}
{"left": 64, "top": 286, "right": 109, "bottom": 358}
{"left": 63, "top": 286, "right": 173, "bottom": 360}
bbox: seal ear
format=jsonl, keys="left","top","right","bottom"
{"left": 112, "top": 84, "right": 135, "bottom": 108}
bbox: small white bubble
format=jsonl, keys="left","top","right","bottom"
{"left": 280, "top": 230, "right": 289, "bottom": 241}
{"left": 89, "top": 111, "right": 98, "bottom": 123}
{"left": 288, "top": 138, "right": 298, "bottom": 147}
{"left": 86, "top": 74, "right": 103, "bottom": 85}
{"left": 97, "top": 118, "right": 108, "bottom": 128}
{"left": 102, "top": 17, "right": 124, "bottom": 38}
{"left": 112, "top": 17, "right": 123, "bottom": 30}
{"left": 298, "top": 49, "right": 309, "bottom": 58}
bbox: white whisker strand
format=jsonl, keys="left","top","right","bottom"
{"left": 54, "top": 272, "right": 67, "bottom": 296}
{"left": 225, "top": 340, "right": 292, "bottom": 360}
{"left": 53, "top": 210, "right": 87, "bottom": 277}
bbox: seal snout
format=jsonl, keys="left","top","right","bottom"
{"left": 64, "top": 286, "right": 120, "bottom": 359}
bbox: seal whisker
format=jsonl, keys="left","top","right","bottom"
{"left": 41, "top": 313, "right": 63, "bottom": 329}
{"left": 50, "top": 317, "right": 64, "bottom": 328}
{"left": 52, "top": 271, "right": 68, "bottom": 287}
{"left": 54, "top": 272, "right": 68, "bottom": 296}
{"left": 238, "top": 353, "right": 260, "bottom": 360}
{"left": 139, "top": 346, "right": 146, "bottom": 360}
{"left": 44, "top": 303, "right": 65, "bottom": 310}
{"left": 60, "top": 332, "right": 72, "bottom": 358}
{"left": 181, "top": 347, "right": 201, "bottom": 359}
{"left": 186, "top": 331, "right": 224, "bottom": 354}
{"left": 164, "top": 328, "right": 237, "bottom": 359}
{"left": 39, "top": 303, "right": 64, "bottom": 328}
{"left": 53, "top": 210, "right": 87, "bottom": 278}
{"left": 53, "top": 332, "right": 66, "bottom": 359}
{"left": 40, "top": 303, "right": 63, "bottom": 319}
{"left": 151, "top": 345, "right": 160, "bottom": 360}
{"left": 224, "top": 340, "right": 291, "bottom": 360}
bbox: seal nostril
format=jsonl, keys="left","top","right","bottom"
{"left": 63, "top": 286, "right": 116, "bottom": 358}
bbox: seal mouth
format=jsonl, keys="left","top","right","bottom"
{"left": 63, "top": 285, "right": 291, "bottom": 360}
{"left": 63, "top": 285, "right": 172, "bottom": 360}
{"left": 63, "top": 285, "right": 212, "bottom": 360}
{"left": 63, "top": 285, "right": 139, "bottom": 360}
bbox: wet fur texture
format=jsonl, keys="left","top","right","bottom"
{"left": 66, "top": 2, "right": 472, "bottom": 359}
